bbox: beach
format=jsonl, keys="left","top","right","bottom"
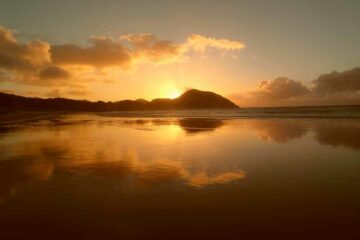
{"left": 0, "top": 110, "right": 359, "bottom": 239}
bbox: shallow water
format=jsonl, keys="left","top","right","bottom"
{"left": 0, "top": 113, "right": 359, "bottom": 239}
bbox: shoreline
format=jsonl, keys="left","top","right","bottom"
{"left": 2, "top": 108, "right": 360, "bottom": 126}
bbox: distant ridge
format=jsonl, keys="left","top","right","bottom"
{"left": 0, "top": 89, "right": 239, "bottom": 112}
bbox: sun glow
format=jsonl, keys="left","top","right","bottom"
{"left": 168, "top": 89, "right": 182, "bottom": 99}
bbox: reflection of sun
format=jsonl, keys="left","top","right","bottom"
{"left": 168, "top": 89, "right": 182, "bottom": 99}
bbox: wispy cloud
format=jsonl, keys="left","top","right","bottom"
{"left": 184, "top": 34, "right": 245, "bottom": 52}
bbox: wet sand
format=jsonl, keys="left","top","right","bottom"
{"left": 0, "top": 113, "right": 359, "bottom": 239}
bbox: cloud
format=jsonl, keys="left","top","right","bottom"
{"left": 313, "top": 67, "right": 360, "bottom": 94}
{"left": 46, "top": 89, "right": 61, "bottom": 98}
{"left": 121, "top": 34, "right": 182, "bottom": 63}
{"left": 0, "top": 25, "right": 71, "bottom": 87}
{"left": 231, "top": 67, "right": 360, "bottom": 107}
{"left": 0, "top": 25, "right": 247, "bottom": 100}
{"left": 254, "top": 77, "right": 311, "bottom": 100}
{"left": 46, "top": 85, "right": 93, "bottom": 98}
{"left": 51, "top": 37, "right": 133, "bottom": 68}
{"left": 39, "top": 66, "right": 71, "bottom": 80}
{"left": 304, "top": 67, "right": 360, "bottom": 106}
{"left": 0, "top": 26, "right": 51, "bottom": 73}
{"left": 230, "top": 77, "right": 311, "bottom": 107}
{"left": 65, "top": 86, "right": 93, "bottom": 97}
{"left": 185, "top": 34, "right": 245, "bottom": 52}
{"left": 52, "top": 33, "right": 244, "bottom": 68}
{"left": 0, "top": 89, "right": 39, "bottom": 97}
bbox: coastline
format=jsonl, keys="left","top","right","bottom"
{"left": 2, "top": 106, "right": 360, "bottom": 126}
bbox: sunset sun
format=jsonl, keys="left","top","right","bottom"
{"left": 168, "top": 89, "right": 182, "bottom": 99}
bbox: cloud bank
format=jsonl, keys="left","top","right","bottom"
{"left": 1, "top": 24, "right": 360, "bottom": 106}
{"left": 230, "top": 67, "right": 360, "bottom": 107}
{"left": 313, "top": 67, "right": 360, "bottom": 94}
{"left": 0, "top": 25, "right": 245, "bottom": 98}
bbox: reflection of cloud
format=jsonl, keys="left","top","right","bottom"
{"left": 314, "top": 120, "right": 360, "bottom": 150}
{"left": 246, "top": 119, "right": 309, "bottom": 143}
{"left": 59, "top": 155, "right": 246, "bottom": 188}
{"left": 137, "top": 160, "right": 186, "bottom": 186}
{"left": 244, "top": 118, "right": 360, "bottom": 150}
{"left": 60, "top": 159, "right": 245, "bottom": 188}
{"left": 0, "top": 116, "right": 245, "bottom": 202}
{"left": 3, "top": 115, "right": 360, "bottom": 206}
{"left": 0, "top": 156, "right": 55, "bottom": 203}
{"left": 26, "top": 161, "right": 54, "bottom": 181}
{"left": 188, "top": 171, "right": 246, "bottom": 187}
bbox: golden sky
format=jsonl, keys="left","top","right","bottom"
{"left": 0, "top": 0, "right": 360, "bottom": 107}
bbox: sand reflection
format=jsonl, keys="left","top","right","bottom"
{"left": 2, "top": 115, "right": 360, "bottom": 203}
{"left": 0, "top": 117, "right": 246, "bottom": 201}
{"left": 239, "top": 118, "right": 360, "bottom": 150}
{"left": 244, "top": 119, "right": 309, "bottom": 143}
{"left": 313, "top": 119, "right": 360, "bottom": 150}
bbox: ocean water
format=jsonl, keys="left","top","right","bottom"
{"left": 0, "top": 110, "right": 359, "bottom": 239}
{"left": 99, "top": 105, "right": 360, "bottom": 118}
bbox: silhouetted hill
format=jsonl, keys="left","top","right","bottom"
{"left": 176, "top": 89, "right": 238, "bottom": 109}
{"left": 0, "top": 89, "right": 239, "bottom": 112}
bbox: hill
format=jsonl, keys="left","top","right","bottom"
{"left": 0, "top": 89, "right": 239, "bottom": 112}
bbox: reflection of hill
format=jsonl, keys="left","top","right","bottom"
{"left": 179, "top": 118, "right": 224, "bottom": 134}
{"left": 0, "top": 89, "right": 238, "bottom": 112}
{"left": 113, "top": 117, "right": 224, "bottom": 134}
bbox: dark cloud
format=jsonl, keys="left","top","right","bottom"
{"left": 51, "top": 37, "right": 133, "bottom": 68}
{"left": 65, "top": 87, "right": 93, "bottom": 97}
{"left": 313, "top": 67, "right": 360, "bottom": 94}
{"left": 254, "top": 77, "right": 311, "bottom": 100}
{"left": 0, "top": 89, "right": 39, "bottom": 97}
{"left": 230, "top": 77, "right": 312, "bottom": 107}
{"left": 46, "top": 89, "right": 61, "bottom": 98}
{"left": 0, "top": 25, "right": 71, "bottom": 87}
{"left": 0, "top": 26, "right": 51, "bottom": 73}
{"left": 46, "top": 86, "right": 93, "bottom": 98}
{"left": 39, "top": 66, "right": 71, "bottom": 80}
{"left": 231, "top": 67, "right": 360, "bottom": 107}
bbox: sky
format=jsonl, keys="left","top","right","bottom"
{"left": 0, "top": 0, "right": 360, "bottom": 107}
